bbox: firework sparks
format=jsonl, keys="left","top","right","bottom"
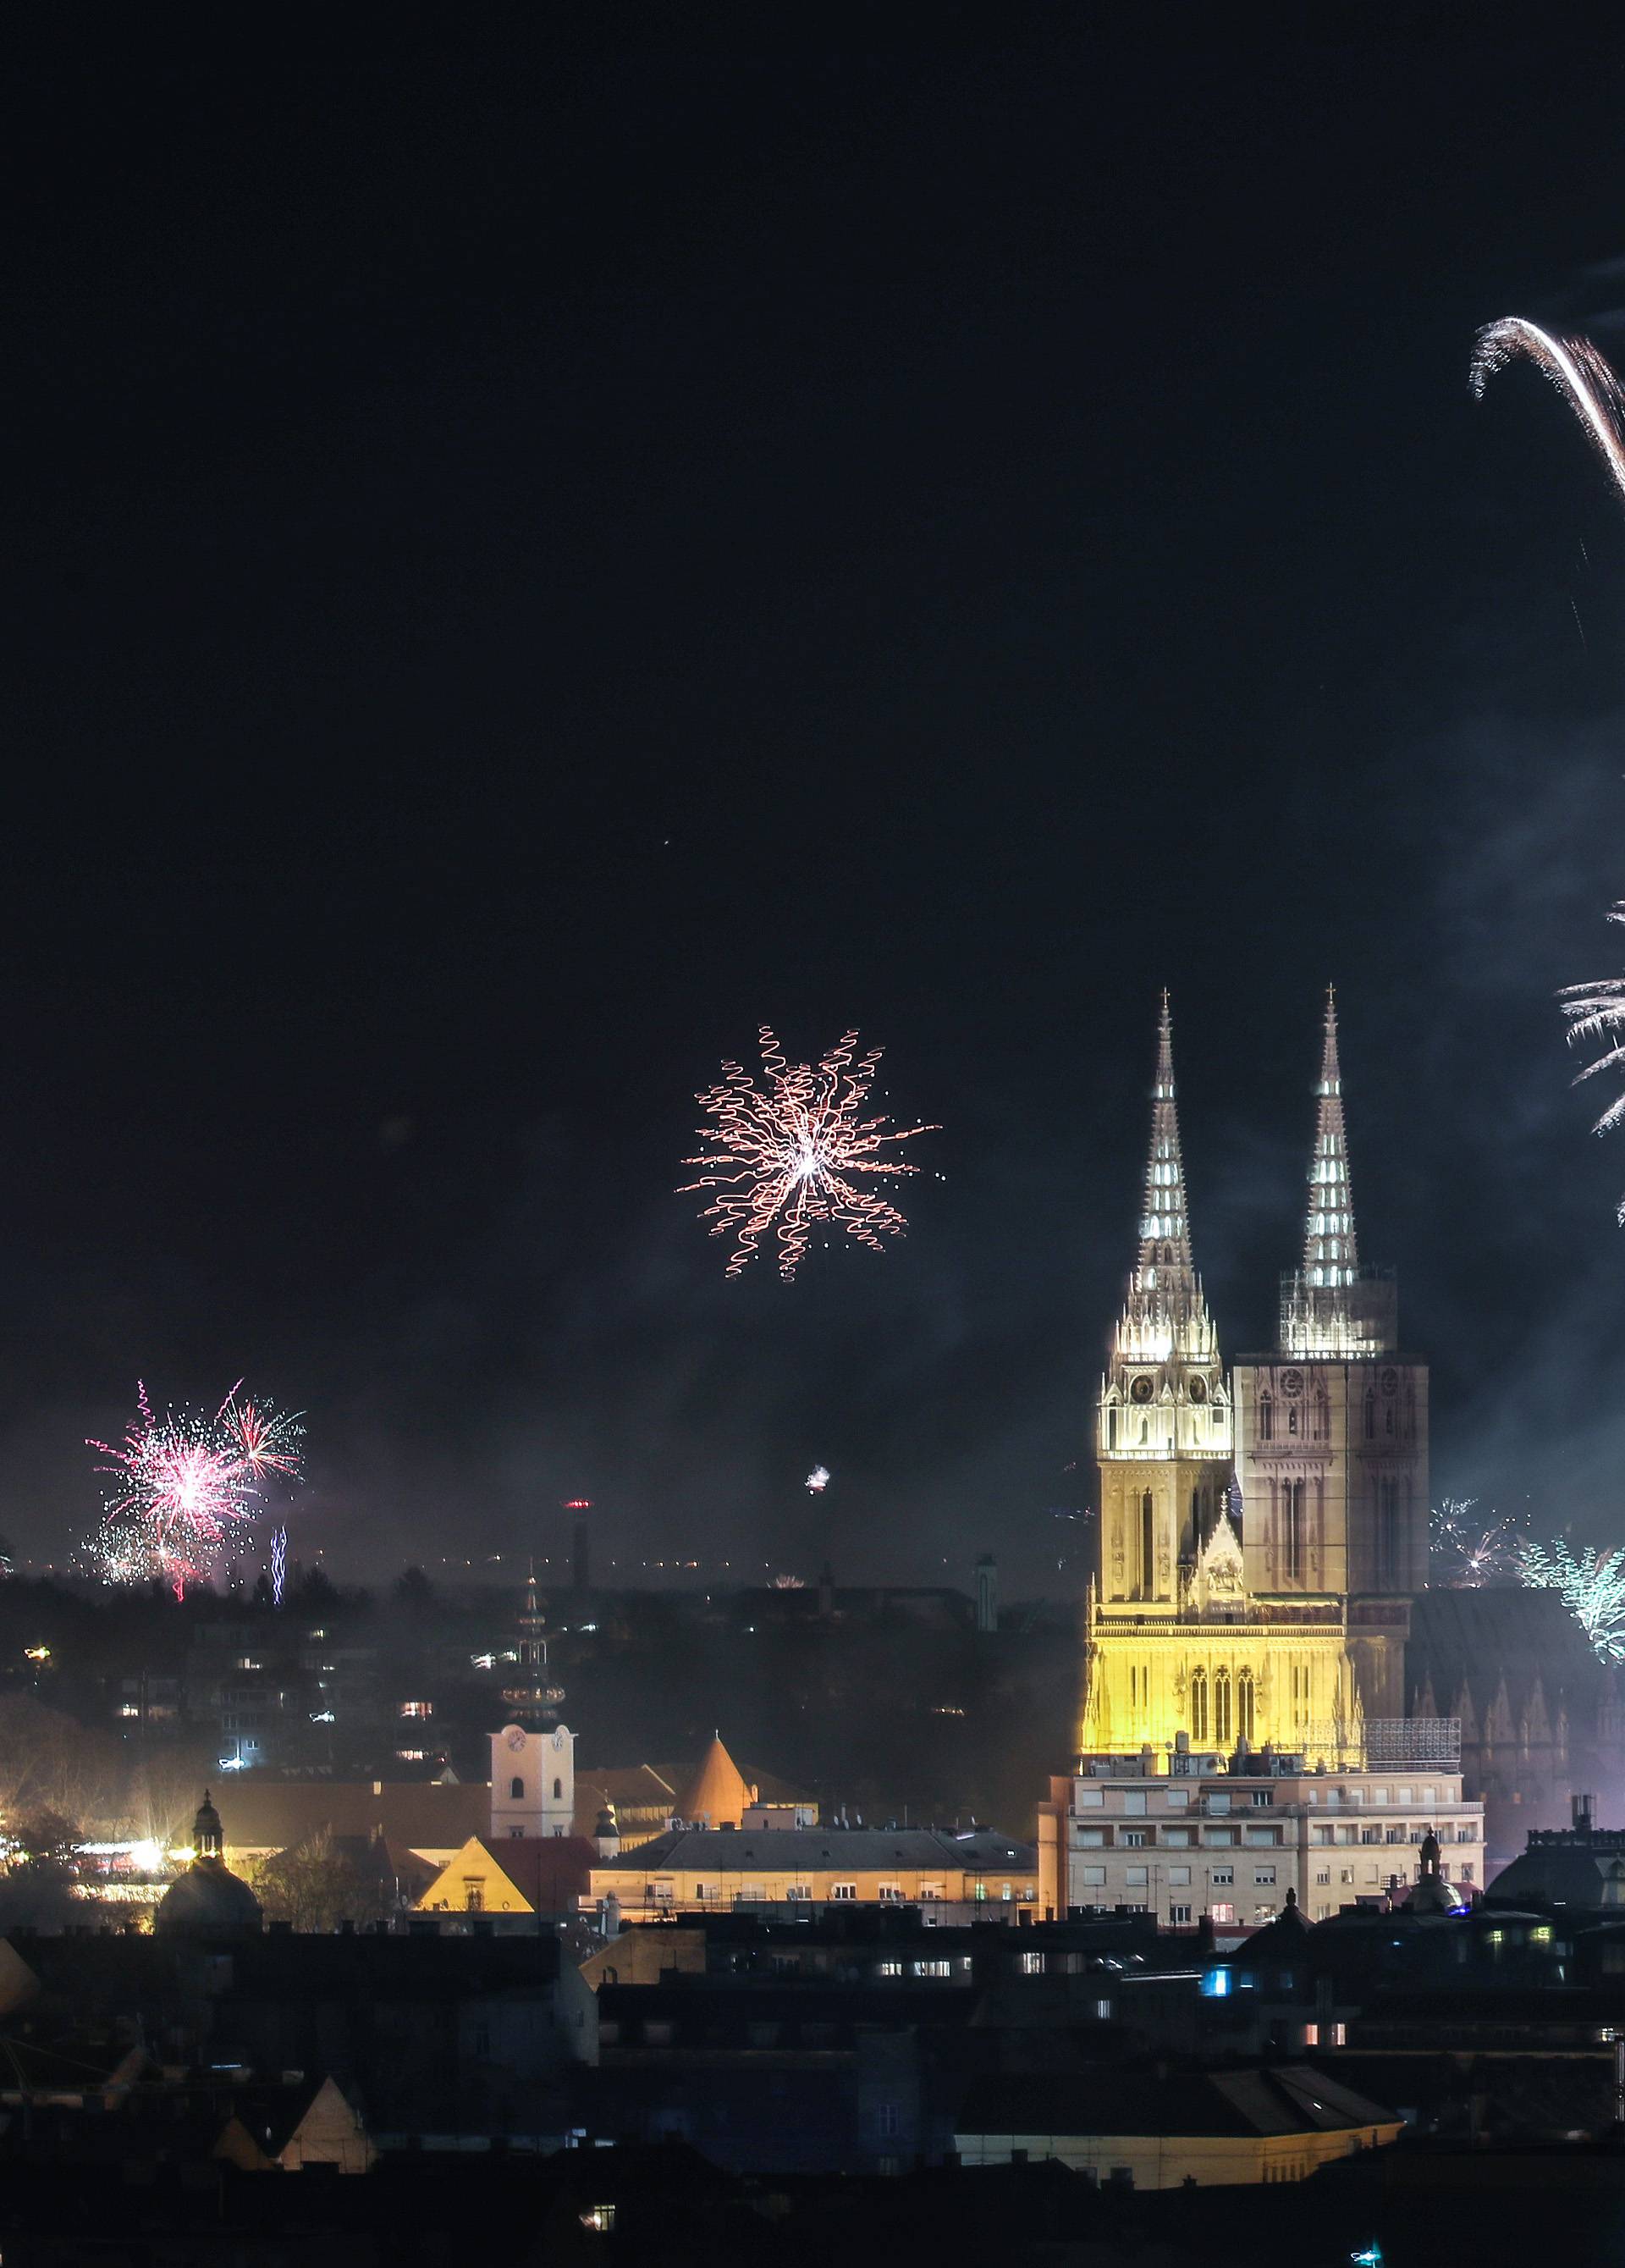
{"left": 1470, "top": 317, "right": 1625, "bottom": 505}
{"left": 680, "top": 1027, "right": 939, "bottom": 1280}
{"left": 271, "top": 1524, "right": 288, "bottom": 1608}
{"left": 1559, "top": 907, "right": 1625, "bottom": 1221}
{"left": 1472, "top": 323, "right": 1625, "bottom": 1222}
{"left": 1429, "top": 1497, "right": 1523, "bottom": 1587}
{"left": 805, "top": 1465, "right": 830, "bottom": 1494}
{"left": 1519, "top": 1536, "right": 1625, "bottom": 1664}
{"left": 87, "top": 1382, "right": 304, "bottom": 1598}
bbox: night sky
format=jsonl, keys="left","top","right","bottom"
{"left": 10, "top": 31, "right": 1625, "bottom": 1590}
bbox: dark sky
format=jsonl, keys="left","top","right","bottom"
{"left": 8, "top": 30, "right": 1625, "bottom": 1590}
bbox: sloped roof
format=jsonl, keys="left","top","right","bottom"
{"left": 215, "top": 1778, "right": 488, "bottom": 1855}
{"left": 600, "top": 1826, "right": 1036, "bottom": 1873}
{"left": 676, "top": 1735, "right": 755, "bottom": 1826}
{"left": 484, "top": 1835, "right": 598, "bottom": 1912}
{"left": 956, "top": 2063, "right": 1398, "bottom": 2141}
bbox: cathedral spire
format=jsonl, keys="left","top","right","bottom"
{"left": 1138, "top": 991, "right": 1194, "bottom": 1288}
{"left": 1304, "top": 986, "right": 1358, "bottom": 1288}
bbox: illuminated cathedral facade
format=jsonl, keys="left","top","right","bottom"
{"left": 1080, "top": 993, "right": 1429, "bottom": 1763}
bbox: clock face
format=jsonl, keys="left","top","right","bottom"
{"left": 506, "top": 1729, "right": 526, "bottom": 1752}
{"left": 1130, "top": 1376, "right": 1154, "bottom": 1404}
{"left": 1188, "top": 1377, "right": 1207, "bottom": 1404}
{"left": 1281, "top": 1369, "right": 1303, "bottom": 1398}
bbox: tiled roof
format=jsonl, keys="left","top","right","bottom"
{"left": 599, "top": 1826, "right": 1036, "bottom": 1873}
{"left": 675, "top": 1735, "right": 754, "bottom": 1827}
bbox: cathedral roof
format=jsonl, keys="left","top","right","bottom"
{"left": 675, "top": 1735, "right": 756, "bottom": 1828}
{"left": 1408, "top": 1586, "right": 1599, "bottom": 1724}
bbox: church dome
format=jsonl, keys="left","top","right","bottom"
{"left": 154, "top": 1791, "right": 262, "bottom": 1937}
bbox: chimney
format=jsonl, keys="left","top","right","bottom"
{"left": 1573, "top": 1791, "right": 1596, "bottom": 1838}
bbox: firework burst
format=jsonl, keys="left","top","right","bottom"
{"left": 1429, "top": 1497, "right": 1523, "bottom": 1587}
{"left": 680, "top": 1028, "right": 939, "bottom": 1279}
{"left": 87, "top": 1382, "right": 304, "bottom": 1598}
{"left": 1559, "top": 907, "right": 1625, "bottom": 1221}
{"left": 1519, "top": 1536, "right": 1625, "bottom": 1664}
{"left": 1470, "top": 317, "right": 1625, "bottom": 505}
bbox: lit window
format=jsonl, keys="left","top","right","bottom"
{"left": 580, "top": 2205, "right": 616, "bottom": 2233}
{"left": 399, "top": 1700, "right": 432, "bottom": 1719}
{"left": 831, "top": 1882, "right": 857, "bottom": 1901}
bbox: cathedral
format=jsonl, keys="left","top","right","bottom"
{"left": 1081, "top": 992, "right": 1429, "bottom": 1764}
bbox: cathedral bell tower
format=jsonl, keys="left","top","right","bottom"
{"left": 1096, "top": 996, "right": 1233, "bottom": 1606}
{"left": 489, "top": 1572, "right": 576, "bottom": 1841}
{"left": 1234, "top": 992, "right": 1427, "bottom": 1717}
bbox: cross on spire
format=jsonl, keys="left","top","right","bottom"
{"left": 1304, "top": 985, "right": 1358, "bottom": 1287}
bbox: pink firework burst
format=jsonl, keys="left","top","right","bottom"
{"left": 680, "top": 1027, "right": 939, "bottom": 1279}
{"left": 88, "top": 1380, "right": 305, "bottom": 1598}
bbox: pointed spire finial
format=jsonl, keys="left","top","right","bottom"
{"left": 1304, "top": 990, "right": 1358, "bottom": 1286}
{"left": 1138, "top": 994, "right": 1193, "bottom": 1280}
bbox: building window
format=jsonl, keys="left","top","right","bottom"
{"left": 1363, "top": 1393, "right": 1375, "bottom": 1440}
{"left": 914, "top": 1959, "right": 950, "bottom": 1978}
{"left": 1237, "top": 1669, "right": 1255, "bottom": 1745}
{"left": 1254, "top": 1867, "right": 1276, "bottom": 1886}
{"left": 510, "top": 1776, "right": 524, "bottom": 1800}
{"left": 1210, "top": 1867, "right": 1234, "bottom": 1887}
{"left": 1315, "top": 1869, "right": 1330, "bottom": 1886}
{"left": 879, "top": 1883, "right": 904, "bottom": 1902}
{"left": 1210, "top": 1902, "right": 1235, "bottom": 1923}
{"left": 463, "top": 1882, "right": 483, "bottom": 1911}
{"left": 831, "top": 1883, "right": 857, "bottom": 1901}
{"left": 1378, "top": 1479, "right": 1401, "bottom": 1585}
{"left": 1170, "top": 1903, "right": 1193, "bottom": 1925}
{"left": 1021, "top": 1951, "right": 1044, "bottom": 1975}
{"left": 1283, "top": 1481, "right": 1304, "bottom": 1580}
{"left": 554, "top": 1778, "right": 563, "bottom": 1800}
{"left": 1139, "top": 1491, "right": 1155, "bottom": 1598}
{"left": 875, "top": 2102, "right": 900, "bottom": 2138}
{"left": 1168, "top": 1865, "right": 1192, "bottom": 1885}
{"left": 1121, "top": 1830, "right": 1146, "bottom": 1848}
{"left": 1214, "top": 1669, "right": 1232, "bottom": 1747}
{"left": 1125, "top": 1867, "right": 1149, "bottom": 1888}
{"left": 1462, "top": 1865, "right": 1474, "bottom": 1883}
{"left": 1080, "top": 1866, "right": 1106, "bottom": 1886}
{"left": 1259, "top": 1394, "right": 1274, "bottom": 1443}
{"left": 1190, "top": 1668, "right": 1209, "bottom": 1744}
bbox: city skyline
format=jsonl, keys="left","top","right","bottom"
{"left": 8, "top": 34, "right": 1625, "bottom": 1588}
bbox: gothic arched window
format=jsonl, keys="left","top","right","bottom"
{"left": 510, "top": 1776, "right": 524, "bottom": 1801}
{"left": 1259, "top": 1395, "right": 1274, "bottom": 1443}
{"left": 1108, "top": 1405, "right": 1117, "bottom": 1449}
{"left": 1237, "top": 1669, "right": 1255, "bottom": 1744}
{"left": 1190, "top": 1668, "right": 1209, "bottom": 1743}
{"left": 1378, "top": 1479, "right": 1400, "bottom": 1587}
{"left": 1214, "top": 1669, "right": 1232, "bottom": 1746}
{"left": 553, "top": 1777, "right": 563, "bottom": 1801}
{"left": 1363, "top": 1394, "right": 1375, "bottom": 1441}
{"left": 1139, "top": 1491, "right": 1155, "bottom": 1598}
{"left": 1284, "top": 1481, "right": 1304, "bottom": 1581}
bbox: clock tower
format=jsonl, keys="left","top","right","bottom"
{"left": 488, "top": 1572, "right": 576, "bottom": 1840}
